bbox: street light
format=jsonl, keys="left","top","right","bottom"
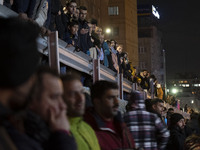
{"left": 105, "top": 28, "right": 111, "bottom": 34}
{"left": 191, "top": 100, "right": 194, "bottom": 104}
{"left": 172, "top": 88, "right": 178, "bottom": 94}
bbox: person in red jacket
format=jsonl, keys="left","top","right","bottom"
{"left": 84, "top": 80, "right": 135, "bottom": 150}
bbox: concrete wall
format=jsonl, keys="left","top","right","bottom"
{"left": 124, "top": 0, "right": 138, "bottom": 66}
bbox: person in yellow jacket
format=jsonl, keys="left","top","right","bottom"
{"left": 61, "top": 73, "right": 100, "bottom": 150}
{"left": 157, "top": 84, "right": 163, "bottom": 100}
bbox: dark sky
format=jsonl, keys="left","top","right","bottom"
{"left": 157, "top": 1, "right": 200, "bottom": 79}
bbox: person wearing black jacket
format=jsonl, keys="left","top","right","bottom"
{"left": 78, "top": 6, "right": 92, "bottom": 53}
{"left": 167, "top": 113, "right": 186, "bottom": 150}
{"left": 24, "top": 67, "right": 77, "bottom": 150}
{"left": 0, "top": 17, "right": 41, "bottom": 150}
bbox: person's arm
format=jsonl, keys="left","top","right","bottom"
{"left": 46, "top": 130, "right": 77, "bottom": 150}
{"left": 155, "top": 116, "right": 170, "bottom": 150}
{"left": 103, "top": 42, "right": 110, "bottom": 55}
{"left": 45, "top": 105, "right": 77, "bottom": 150}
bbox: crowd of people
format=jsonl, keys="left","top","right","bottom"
{"left": 1, "top": 1, "right": 200, "bottom": 150}
{"left": 1, "top": 0, "right": 167, "bottom": 99}
{"left": 1, "top": 0, "right": 148, "bottom": 83}
{"left": 1, "top": 17, "right": 200, "bottom": 150}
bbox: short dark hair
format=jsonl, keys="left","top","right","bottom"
{"left": 30, "top": 66, "right": 60, "bottom": 101}
{"left": 66, "top": 0, "right": 76, "bottom": 7}
{"left": 90, "top": 18, "right": 98, "bottom": 25}
{"left": 79, "top": 6, "right": 87, "bottom": 11}
{"left": 91, "top": 80, "right": 118, "bottom": 101}
{"left": 69, "top": 20, "right": 79, "bottom": 27}
{"left": 142, "top": 69, "right": 147, "bottom": 72}
{"left": 0, "top": 17, "right": 40, "bottom": 88}
{"left": 151, "top": 98, "right": 164, "bottom": 105}
{"left": 168, "top": 108, "right": 174, "bottom": 111}
{"left": 110, "top": 39, "right": 116, "bottom": 44}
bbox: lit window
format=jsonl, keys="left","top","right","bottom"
{"left": 194, "top": 84, "right": 198, "bottom": 87}
{"left": 174, "top": 84, "right": 176, "bottom": 86}
{"left": 184, "top": 81, "right": 188, "bottom": 83}
{"left": 108, "top": 6, "right": 119, "bottom": 16}
{"left": 182, "top": 84, "right": 186, "bottom": 87}
{"left": 185, "top": 84, "right": 189, "bottom": 87}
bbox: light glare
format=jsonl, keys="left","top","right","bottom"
{"left": 172, "top": 89, "right": 177, "bottom": 94}
{"left": 106, "top": 28, "right": 111, "bottom": 34}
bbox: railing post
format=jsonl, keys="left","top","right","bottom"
{"left": 132, "top": 83, "right": 137, "bottom": 91}
{"left": 150, "top": 78, "right": 154, "bottom": 99}
{"left": 118, "top": 73, "right": 123, "bottom": 99}
{"left": 48, "top": 31, "right": 60, "bottom": 73}
{"left": 93, "top": 59, "right": 100, "bottom": 83}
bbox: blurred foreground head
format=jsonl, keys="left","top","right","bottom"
{"left": 0, "top": 17, "right": 40, "bottom": 112}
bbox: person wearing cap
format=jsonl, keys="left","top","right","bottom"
{"left": 0, "top": 17, "right": 41, "bottom": 150}
{"left": 84, "top": 80, "right": 135, "bottom": 150}
{"left": 124, "top": 91, "right": 169, "bottom": 150}
{"left": 167, "top": 113, "right": 186, "bottom": 150}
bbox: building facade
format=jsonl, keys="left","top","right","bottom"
{"left": 167, "top": 75, "right": 200, "bottom": 112}
{"left": 137, "top": 2, "right": 165, "bottom": 85}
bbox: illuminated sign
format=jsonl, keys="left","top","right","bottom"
{"left": 152, "top": 5, "right": 160, "bottom": 19}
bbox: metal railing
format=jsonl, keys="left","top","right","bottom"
{"left": 0, "top": 4, "right": 135, "bottom": 100}
{"left": 0, "top": 4, "right": 191, "bottom": 117}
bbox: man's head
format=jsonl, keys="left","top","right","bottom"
{"left": 167, "top": 108, "right": 174, "bottom": 115}
{"left": 79, "top": 6, "right": 87, "bottom": 21}
{"left": 127, "top": 91, "right": 145, "bottom": 110}
{"left": 69, "top": 20, "right": 79, "bottom": 35}
{"left": 61, "top": 73, "right": 85, "bottom": 117}
{"left": 107, "top": 40, "right": 111, "bottom": 47}
{"left": 66, "top": 0, "right": 77, "bottom": 15}
{"left": 117, "top": 45, "right": 123, "bottom": 54}
{"left": 99, "top": 34, "right": 104, "bottom": 44}
{"left": 170, "top": 113, "right": 185, "bottom": 129}
{"left": 151, "top": 98, "right": 164, "bottom": 115}
{"left": 29, "top": 67, "right": 66, "bottom": 122}
{"left": 110, "top": 39, "right": 116, "bottom": 48}
{"left": 90, "top": 18, "right": 97, "bottom": 31}
{"left": 74, "top": 7, "right": 79, "bottom": 20}
{"left": 0, "top": 17, "right": 40, "bottom": 112}
{"left": 142, "top": 70, "right": 148, "bottom": 77}
{"left": 95, "top": 27, "right": 102, "bottom": 36}
{"left": 91, "top": 80, "right": 119, "bottom": 120}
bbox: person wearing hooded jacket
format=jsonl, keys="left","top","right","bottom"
{"left": 167, "top": 113, "right": 187, "bottom": 150}
{"left": 124, "top": 91, "right": 169, "bottom": 150}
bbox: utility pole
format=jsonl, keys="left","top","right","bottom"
{"left": 163, "top": 49, "right": 167, "bottom": 98}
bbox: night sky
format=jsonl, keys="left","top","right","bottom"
{"left": 157, "top": 1, "right": 200, "bottom": 79}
